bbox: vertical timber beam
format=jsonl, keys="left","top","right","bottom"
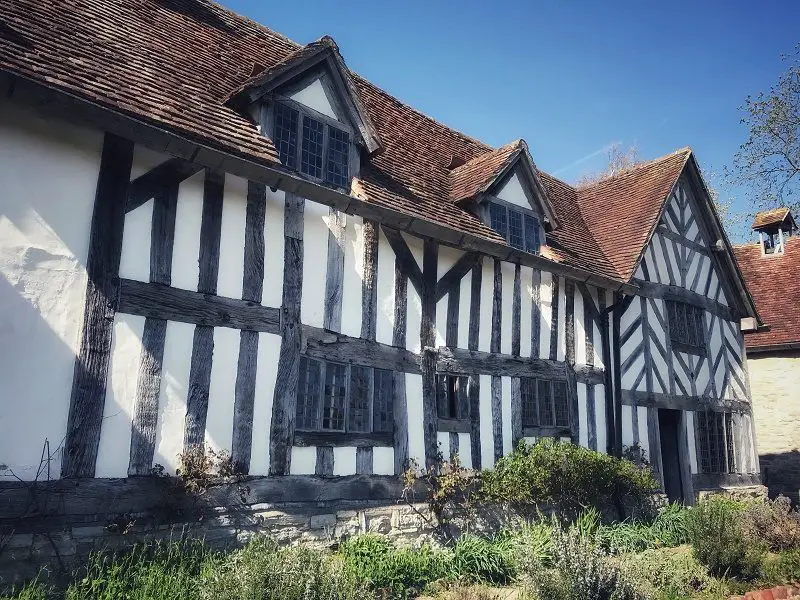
{"left": 361, "top": 219, "right": 379, "bottom": 341}
{"left": 420, "top": 238, "right": 439, "bottom": 469}
{"left": 468, "top": 260, "right": 482, "bottom": 469}
{"left": 512, "top": 264, "right": 521, "bottom": 357}
{"left": 62, "top": 134, "right": 134, "bottom": 478}
{"left": 323, "top": 208, "right": 346, "bottom": 331}
{"left": 612, "top": 292, "right": 624, "bottom": 457}
{"left": 392, "top": 260, "right": 409, "bottom": 474}
{"left": 549, "top": 276, "right": 560, "bottom": 361}
{"left": 269, "top": 193, "right": 305, "bottom": 475}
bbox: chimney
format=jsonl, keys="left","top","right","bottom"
{"left": 752, "top": 207, "right": 797, "bottom": 256}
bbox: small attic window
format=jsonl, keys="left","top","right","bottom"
{"left": 488, "top": 200, "right": 541, "bottom": 253}
{"left": 272, "top": 100, "right": 352, "bottom": 188}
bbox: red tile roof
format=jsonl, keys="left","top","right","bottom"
{"left": 0, "top": 0, "right": 694, "bottom": 285}
{"left": 752, "top": 207, "right": 792, "bottom": 230}
{"left": 733, "top": 238, "right": 800, "bottom": 349}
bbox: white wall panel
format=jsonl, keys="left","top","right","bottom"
{"left": 261, "top": 189, "right": 285, "bottom": 308}
{"left": 458, "top": 433, "right": 472, "bottom": 468}
{"left": 557, "top": 277, "right": 566, "bottom": 361}
{"left": 686, "top": 411, "right": 698, "bottom": 473}
{"left": 249, "top": 332, "right": 281, "bottom": 476}
{"left": 479, "top": 374, "right": 494, "bottom": 468}
{"left": 577, "top": 383, "right": 588, "bottom": 448}
{"left": 171, "top": 171, "right": 204, "bottom": 292}
{"left": 621, "top": 354, "right": 645, "bottom": 389}
{"left": 437, "top": 431, "right": 451, "bottom": 462}
{"left": 539, "top": 271, "right": 553, "bottom": 359}
{"left": 119, "top": 199, "right": 153, "bottom": 283}
{"left": 502, "top": 376, "right": 513, "bottom": 455}
{"left": 457, "top": 270, "right": 472, "bottom": 349}
{"left": 621, "top": 405, "right": 634, "bottom": 448}
{"left": 341, "top": 215, "right": 365, "bottom": 338}
{"left": 375, "top": 229, "right": 396, "bottom": 346}
{"left": 301, "top": 200, "right": 331, "bottom": 329}
{"left": 333, "top": 447, "right": 356, "bottom": 476}
{"left": 478, "top": 259, "right": 494, "bottom": 352}
{"left": 95, "top": 314, "right": 146, "bottom": 478}
{"left": 153, "top": 321, "right": 195, "bottom": 474}
{"left": 595, "top": 384, "right": 607, "bottom": 454}
{"left": 291, "top": 446, "right": 317, "bottom": 475}
{"left": 495, "top": 171, "right": 531, "bottom": 209}
{"left": 575, "top": 284, "right": 586, "bottom": 365}
{"left": 406, "top": 373, "right": 425, "bottom": 468}
{"left": 216, "top": 174, "right": 248, "bottom": 300}
{"left": 373, "top": 447, "right": 395, "bottom": 475}
{"left": 205, "top": 327, "right": 240, "bottom": 455}
{"left": 289, "top": 77, "right": 338, "bottom": 120}
{"left": 520, "top": 266, "right": 533, "bottom": 357}
{"left": 500, "top": 262, "right": 515, "bottom": 355}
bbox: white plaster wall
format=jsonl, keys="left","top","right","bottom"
{"left": 502, "top": 377, "right": 513, "bottom": 455}
{"left": 95, "top": 314, "right": 146, "bottom": 478}
{"left": 249, "top": 332, "right": 281, "bottom": 476}
{"left": 651, "top": 237, "right": 670, "bottom": 284}
{"left": 291, "top": 446, "right": 317, "bottom": 475}
{"left": 373, "top": 447, "right": 394, "bottom": 475}
{"left": 406, "top": 373, "right": 425, "bottom": 468}
{"left": 153, "top": 321, "right": 195, "bottom": 474}
{"left": 621, "top": 354, "right": 645, "bottom": 390}
{"left": 595, "top": 384, "right": 607, "bottom": 454}
{"left": 0, "top": 102, "right": 103, "bottom": 480}
{"left": 574, "top": 284, "right": 586, "bottom": 365}
{"left": 520, "top": 266, "right": 533, "bottom": 357}
{"left": 577, "top": 383, "right": 588, "bottom": 448}
{"left": 375, "top": 228, "right": 396, "bottom": 346}
{"left": 479, "top": 374, "right": 494, "bottom": 468}
{"left": 403, "top": 233, "right": 424, "bottom": 352}
{"left": 685, "top": 411, "right": 698, "bottom": 473}
{"left": 342, "top": 215, "right": 365, "bottom": 338}
{"left": 637, "top": 406, "right": 648, "bottom": 451}
{"left": 593, "top": 288, "right": 604, "bottom": 368}
{"left": 556, "top": 277, "right": 567, "bottom": 361}
{"left": 456, "top": 270, "right": 472, "bottom": 350}
{"left": 333, "top": 447, "right": 356, "bottom": 476}
{"left": 458, "top": 433, "right": 472, "bottom": 469}
{"left": 262, "top": 189, "right": 285, "bottom": 308}
{"left": 216, "top": 174, "right": 248, "bottom": 300}
{"left": 435, "top": 246, "right": 462, "bottom": 347}
{"left": 301, "top": 199, "right": 330, "bottom": 328}
{"left": 437, "top": 431, "right": 451, "bottom": 462}
{"left": 621, "top": 405, "right": 634, "bottom": 449}
{"left": 119, "top": 199, "right": 153, "bottom": 283}
{"left": 500, "top": 262, "right": 515, "bottom": 355}
{"left": 289, "top": 78, "right": 338, "bottom": 120}
{"left": 539, "top": 271, "right": 553, "bottom": 358}
{"left": 478, "top": 259, "right": 494, "bottom": 352}
{"left": 171, "top": 171, "right": 205, "bottom": 292}
{"left": 204, "top": 327, "right": 239, "bottom": 455}
{"left": 495, "top": 171, "right": 531, "bottom": 210}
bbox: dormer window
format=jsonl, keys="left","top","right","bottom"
{"left": 272, "top": 101, "right": 351, "bottom": 187}
{"left": 488, "top": 200, "right": 541, "bottom": 253}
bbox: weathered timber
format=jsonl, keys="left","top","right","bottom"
{"left": 437, "top": 418, "right": 471, "bottom": 434}
{"left": 302, "top": 326, "right": 421, "bottom": 374}
{"left": 315, "top": 447, "right": 334, "bottom": 476}
{"left": 198, "top": 169, "right": 224, "bottom": 294}
{"left": 578, "top": 283, "right": 596, "bottom": 367}
{"left": 512, "top": 264, "right": 521, "bottom": 357}
{"left": 658, "top": 226, "right": 711, "bottom": 256}
{"left": 392, "top": 260, "right": 409, "bottom": 474}
{"left": 127, "top": 317, "right": 167, "bottom": 475}
{"left": 620, "top": 389, "right": 752, "bottom": 414}
{"left": 640, "top": 297, "right": 654, "bottom": 394}
{"left": 632, "top": 278, "right": 736, "bottom": 322}
{"left": 612, "top": 292, "right": 624, "bottom": 456}
{"left": 242, "top": 181, "right": 267, "bottom": 303}
{"left": 150, "top": 184, "right": 178, "bottom": 285}
{"left": 491, "top": 259, "right": 502, "bottom": 354}
{"left": 62, "top": 133, "right": 134, "bottom": 478}
{"left": 231, "top": 330, "right": 259, "bottom": 473}
{"left": 586, "top": 384, "right": 597, "bottom": 451}
{"left": 436, "top": 346, "right": 570, "bottom": 379}
{"left": 446, "top": 280, "right": 460, "bottom": 347}
{"left": 323, "top": 208, "right": 345, "bottom": 331}
{"left": 183, "top": 325, "right": 215, "bottom": 449}
{"left": 118, "top": 279, "right": 280, "bottom": 333}
{"left": 468, "top": 375, "right": 481, "bottom": 469}
{"left": 435, "top": 251, "right": 482, "bottom": 302}
{"left": 126, "top": 157, "right": 203, "bottom": 213}
{"left": 599, "top": 291, "right": 616, "bottom": 455}
{"left": 657, "top": 233, "right": 677, "bottom": 286}
{"left": 356, "top": 447, "right": 373, "bottom": 475}
{"left": 381, "top": 226, "right": 423, "bottom": 295}
{"left": 565, "top": 279, "right": 575, "bottom": 365}
{"left": 420, "top": 239, "right": 438, "bottom": 468}
{"left": 550, "top": 275, "right": 560, "bottom": 361}
{"left": 449, "top": 431, "right": 460, "bottom": 459}
{"left": 567, "top": 363, "right": 579, "bottom": 443}
{"left": 468, "top": 260, "right": 483, "bottom": 351}
{"left": 631, "top": 404, "right": 640, "bottom": 445}
{"left": 531, "top": 269, "right": 541, "bottom": 358}
{"left": 523, "top": 425, "right": 572, "bottom": 438}
{"left": 692, "top": 472, "right": 762, "bottom": 490}
{"left": 678, "top": 411, "right": 695, "bottom": 504}
{"left": 269, "top": 194, "right": 304, "bottom": 475}
{"left": 491, "top": 376, "right": 503, "bottom": 462}
{"left": 361, "top": 219, "right": 379, "bottom": 340}
{"left": 511, "top": 377, "right": 522, "bottom": 448}
{"left": 294, "top": 431, "right": 393, "bottom": 447}
{"left": 647, "top": 407, "right": 663, "bottom": 487}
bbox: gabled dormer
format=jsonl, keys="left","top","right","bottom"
{"left": 226, "top": 36, "right": 381, "bottom": 191}
{"left": 449, "top": 139, "right": 557, "bottom": 254}
{"left": 752, "top": 207, "right": 797, "bottom": 256}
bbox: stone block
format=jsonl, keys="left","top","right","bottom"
{"left": 309, "top": 514, "right": 336, "bottom": 530}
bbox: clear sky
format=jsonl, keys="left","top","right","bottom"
{"left": 225, "top": 0, "right": 798, "bottom": 240}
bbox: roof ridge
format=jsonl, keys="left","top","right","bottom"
{"left": 575, "top": 147, "right": 692, "bottom": 190}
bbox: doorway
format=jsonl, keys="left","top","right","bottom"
{"left": 658, "top": 409, "right": 684, "bottom": 503}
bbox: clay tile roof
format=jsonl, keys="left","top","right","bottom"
{"left": 733, "top": 238, "right": 800, "bottom": 349}
{"left": 574, "top": 149, "right": 693, "bottom": 280}
{"left": 752, "top": 207, "right": 791, "bottom": 230}
{"left": 449, "top": 141, "right": 523, "bottom": 203}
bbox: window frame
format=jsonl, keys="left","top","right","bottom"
{"left": 521, "top": 377, "right": 571, "bottom": 437}
{"left": 294, "top": 356, "right": 395, "bottom": 445}
{"left": 483, "top": 197, "right": 542, "bottom": 254}
{"left": 436, "top": 374, "right": 472, "bottom": 433}
{"left": 266, "top": 95, "right": 358, "bottom": 190}
{"left": 666, "top": 299, "right": 707, "bottom": 356}
{"left": 696, "top": 410, "right": 736, "bottom": 474}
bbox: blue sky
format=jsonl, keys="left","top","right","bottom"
{"left": 226, "top": 1, "right": 798, "bottom": 240}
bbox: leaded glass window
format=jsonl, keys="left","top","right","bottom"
{"left": 373, "top": 369, "right": 394, "bottom": 433}
{"left": 273, "top": 103, "right": 298, "bottom": 169}
{"left": 521, "top": 378, "right": 570, "bottom": 431}
{"left": 348, "top": 366, "right": 371, "bottom": 433}
{"left": 524, "top": 214, "right": 540, "bottom": 253}
{"left": 537, "top": 379, "right": 553, "bottom": 426}
{"left": 508, "top": 209, "right": 524, "bottom": 249}
{"left": 487, "top": 201, "right": 542, "bottom": 254}
{"left": 296, "top": 357, "right": 322, "bottom": 430}
{"left": 326, "top": 126, "right": 350, "bottom": 187}
{"left": 667, "top": 300, "right": 706, "bottom": 354}
{"left": 321, "top": 361, "right": 347, "bottom": 431}
{"left": 436, "top": 375, "right": 469, "bottom": 420}
{"left": 697, "top": 410, "right": 735, "bottom": 474}
{"left": 301, "top": 115, "right": 325, "bottom": 179}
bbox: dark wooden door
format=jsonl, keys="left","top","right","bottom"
{"left": 658, "top": 409, "right": 684, "bottom": 503}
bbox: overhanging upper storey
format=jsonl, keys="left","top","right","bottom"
{"left": 450, "top": 140, "right": 558, "bottom": 255}
{"left": 226, "top": 36, "right": 381, "bottom": 190}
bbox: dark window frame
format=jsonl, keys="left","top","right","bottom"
{"left": 696, "top": 410, "right": 736, "bottom": 474}
{"left": 270, "top": 99, "right": 354, "bottom": 189}
{"left": 667, "top": 300, "right": 706, "bottom": 355}
{"left": 485, "top": 198, "right": 542, "bottom": 254}
{"left": 295, "top": 356, "right": 394, "bottom": 436}
{"left": 521, "top": 377, "right": 570, "bottom": 435}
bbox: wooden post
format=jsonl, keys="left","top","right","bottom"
{"left": 62, "top": 133, "right": 134, "bottom": 478}
{"left": 420, "top": 238, "right": 439, "bottom": 469}
{"left": 361, "top": 219, "right": 379, "bottom": 341}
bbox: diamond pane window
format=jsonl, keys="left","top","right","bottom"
{"left": 489, "top": 202, "right": 508, "bottom": 239}
{"left": 373, "top": 369, "right": 394, "bottom": 433}
{"left": 524, "top": 214, "right": 540, "bottom": 253}
{"left": 300, "top": 115, "right": 325, "bottom": 179}
{"left": 697, "top": 411, "right": 735, "bottom": 474}
{"left": 321, "top": 362, "right": 347, "bottom": 431}
{"left": 521, "top": 378, "right": 538, "bottom": 427}
{"left": 348, "top": 366, "right": 371, "bottom": 433}
{"left": 295, "top": 357, "right": 322, "bottom": 431}
{"left": 553, "top": 381, "right": 570, "bottom": 427}
{"left": 667, "top": 300, "right": 706, "bottom": 353}
{"left": 508, "top": 209, "right": 524, "bottom": 249}
{"left": 537, "top": 379, "right": 553, "bottom": 426}
{"left": 274, "top": 103, "right": 298, "bottom": 169}
{"left": 326, "top": 126, "right": 350, "bottom": 187}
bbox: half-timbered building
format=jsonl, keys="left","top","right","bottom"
{"left": 0, "top": 0, "right": 761, "bottom": 528}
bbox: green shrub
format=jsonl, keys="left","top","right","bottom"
{"left": 339, "top": 535, "right": 452, "bottom": 598}
{"left": 761, "top": 548, "right": 800, "bottom": 587}
{"left": 523, "top": 524, "right": 646, "bottom": 600}
{"left": 480, "top": 439, "right": 658, "bottom": 518}
{"left": 66, "top": 540, "right": 217, "bottom": 600}
{"left": 600, "top": 503, "right": 690, "bottom": 554}
{"left": 203, "top": 536, "right": 369, "bottom": 600}
{"left": 619, "top": 546, "right": 717, "bottom": 598}
{"left": 501, "top": 521, "right": 554, "bottom": 569}
{"left": 451, "top": 534, "right": 516, "bottom": 585}
{"left": 743, "top": 496, "right": 800, "bottom": 552}
{"left": 687, "top": 496, "right": 765, "bottom": 580}
{"left": 0, "top": 580, "right": 51, "bottom": 600}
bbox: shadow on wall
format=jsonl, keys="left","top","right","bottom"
{"left": 761, "top": 450, "right": 800, "bottom": 504}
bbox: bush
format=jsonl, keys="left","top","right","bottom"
{"left": 619, "top": 547, "right": 717, "bottom": 598}
{"left": 761, "top": 548, "right": 800, "bottom": 587}
{"left": 522, "top": 523, "right": 646, "bottom": 600}
{"left": 451, "top": 534, "right": 516, "bottom": 585}
{"left": 203, "top": 536, "right": 370, "bottom": 600}
{"left": 339, "top": 535, "right": 452, "bottom": 598}
{"left": 687, "top": 496, "right": 765, "bottom": 580}
{"left": 0, "top": 580, "right": 51, "bottom": 600}
{"left": 743, "top": 496, "right": 800, "bottom": 552}
{"left": 480, "top": 439, "right": 658, "bottom": 518}
{"left": 66, "top": 540, "right": 217, "bottom": 600}
{"left": 600, "top": 503, "right": 690, "bottom": 554}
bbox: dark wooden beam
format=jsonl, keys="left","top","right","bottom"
{"left": 269, "top": 194, "right": 304, "bottom": 475}
{"left": 242, "top": 181, "right": 267, "bottom": 304}
{"left": 420, "top": 238, "right": 439, "bottom": 469}
{"left": 491, "top": 259, "right": 502, "bottom": 354}
{"left": 468, "top": 375, "right": 481, "bottom": 469}
{"left": 356, "top": 447, "right": 373, "bottom": 475}
{"left": 632, "top": 278, "right": 737, "bottom": 322}
{"left": 392, "top": 260, "right": 409, "bottom": 475}
{"left": 565, "top": 279, "right": 575, "bottom": 365}
{"left": 361, "top": 219, "right": 379, "bottom": 340}
{"left": 468, "top": 260, "right": 483, "bottom": 351}
{"left": 149, "top": 184, "right": 178, "bottom": 285}
{"left": 126, "top": 158, "right": 203, "bottom": 213}
{"left": 117, "top": 279, "right": 280, "bottom": 334}
{"left": 620, "top": 389, "right": 752, "bottom": 413}
{"left": 323, "top": 208, "right": 345, "bottom": 331}
{"left": 198, "top": 170, "right": 224, "bottom": 295}
{"left": 315, "top": 447, "right": 334, "bottom": 476}
{"left": 231, "top": 330, "right": 259, "bottom": 473}
{"left": 692, "top": 472, "right": 762, "bottom": 490}
{"left": 436, "top": 347, "right": 569, "bottom": 379}
{"left": 294, "top": 431, "right": 393, "bottom": 447}
{"left": 435, "top": 251, "right": 482, "bottom": 302}
{"left": 62, "top": 133, "right": 134, "bottom": 478}
{"left": 302, "top": 326, "right": 421, "bottom": 374}
{"left": 381, "top": 226, "right": 423, "bottom": 295}
{"left": 586, "top": 384, "right": 597, "bottom": 451}
{"left": 657, "top": 224, "right": 711, "bottom": 256}
{"left": 549, "top": 275, "right": 560, "bottom": 361}
{"left": 491, "top": 376, "right": 503, "bottom": 462}
{"left": 512, "top": 264, "right": 522, "bottom": 357}
{"left": 511, "top": 377, "right": 522, "bottom": 448}
{"left": 446, "top": 280, "right": 460, "bottom": 348}
{"left": 183, "top": 325, "right": 214, "bottom": 449}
